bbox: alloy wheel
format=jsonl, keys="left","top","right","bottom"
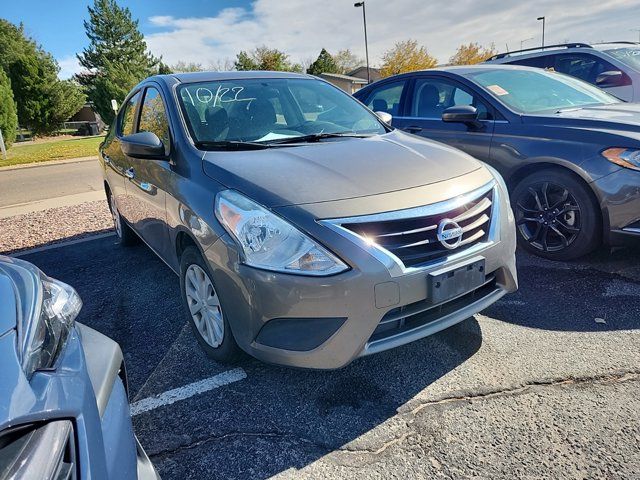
{"left": 184, "top": 264, "right": 225, "bottom": 348}
{"left": 514, "top": 181, "right": 581, "bottom": 253}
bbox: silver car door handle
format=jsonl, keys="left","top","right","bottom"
{"left": 125, "top": 167, "right": 135, "bottom": 179}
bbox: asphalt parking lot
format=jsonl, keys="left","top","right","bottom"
{"left": 18, "top": 236, "right": 640, "bottom": 479}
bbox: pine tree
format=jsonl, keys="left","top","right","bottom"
{"left": 77, "top": 0, "right": 160, "bottom": 124}
{"left": 0, "top": 68, "right": 17, "bottom": 147}
{"left": 306, "top": 48, "right": 339, "bottom": 76}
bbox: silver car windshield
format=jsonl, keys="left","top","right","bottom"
{"left": 467, "top": 68, "right": 620, "bottom": 114}
{"left": 178, "top": 78, "right": 386, "bottom": 144}
{"left": 603, "top": 47, "right": 640, "bottom": 71}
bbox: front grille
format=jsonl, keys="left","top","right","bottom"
{"left": 369, "top": 276, "right": 498, "bottom": 343}
{"left": 341, "top": 188, "right": 493, "bottom": 268}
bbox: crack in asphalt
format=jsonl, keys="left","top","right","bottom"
{"left": 409, "top": 370, "right": 640, "bottom": 415}
{"left": 147, "top": 370, "right": 640, "bottom": 462}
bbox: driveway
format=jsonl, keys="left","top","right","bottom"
{"left": 16, "top": 237, "right": 640, "bottom": 479}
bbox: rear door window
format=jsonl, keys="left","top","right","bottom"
{"left": 509, "top": 55, "right": 553, "bottom": 69}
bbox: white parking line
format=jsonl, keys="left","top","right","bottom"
{"left": 130, "top": 368, "right": 247, "bottom": 416}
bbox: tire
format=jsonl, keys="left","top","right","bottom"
{"left": 179, "top": 246, "right": 242, "bottom": 363}
{"left": 511, "top": 169, "right": 601, "bottom": 261}
{"left": 107, "top": 189, "right": 138, "bottom": 246}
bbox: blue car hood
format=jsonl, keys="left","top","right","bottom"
{"left": 528, "top": 103, "right": 640, "bottom": 132}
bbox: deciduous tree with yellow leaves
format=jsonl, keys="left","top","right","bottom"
{"left": 448, "top": 43, "right": 497, "bottom": 65}
{"left": 380, "top": 39, "right": 437, "bottom": 77}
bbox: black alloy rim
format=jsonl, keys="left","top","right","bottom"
{"left": 515, "top": 181, "right": 581, "bottom": 253}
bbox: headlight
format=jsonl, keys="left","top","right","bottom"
{"left": 602, "top": 148, "right": 640, "bottom": 171}
{"left": 14, "top": 261, "right": 82, "bottom": 379}
{"left": 484, "top": 164, "right": 509, "bottom": 196}
{"left": 215, "top": 190, "right": 348, "bottom": 276}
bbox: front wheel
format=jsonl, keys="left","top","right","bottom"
{"left": 511, "top": 170, "right": 601, "bottom": 260}
{"left": 179, "top": 246, "right": 242, "bottom": 363}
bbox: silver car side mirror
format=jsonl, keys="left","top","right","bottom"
{"left": 375, "top": 111, "right": 393, "bottom": 124}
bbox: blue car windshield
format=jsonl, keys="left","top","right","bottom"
{"left": 603, "top": 47, "right": 640, "bottom": 71}
{"left": 177, "top": 78, "right": 385, "bottom": 144}
{"left": 466, "top": 68, "right": 620, "bottom": 113}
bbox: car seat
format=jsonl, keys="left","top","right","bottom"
{"left": 372, "top": 98, "right": 388, "bottom": 113}
{"left": 417, "top": 85, "right": 443, "bottom": 118}
{"left": 204, "top": 106, "right": 230, "bottom": 141}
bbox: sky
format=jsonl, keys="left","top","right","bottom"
{"left": 2, "top": 0, "right": 640, "bottom": 79}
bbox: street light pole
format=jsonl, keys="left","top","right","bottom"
{"left": 537, "top": 16, "right": 546, "bottom": 48}
{"left": 632, "top": 28, "right": 640, "bottom": 43}
{"left": 520, "top": 37, "right": 534, "bottom": 50}
{"left": 354, "top": 2, "right": 370, "bottom": 84}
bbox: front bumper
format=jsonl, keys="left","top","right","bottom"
{"left": 592, "top": 168, "right": 640, "bottom": 246}
{"left": 204, "top": 181, "right": 518, "bottom": 370}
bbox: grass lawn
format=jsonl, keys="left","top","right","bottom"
{"left": 0, "top": 136, "right": 104, "bottom": 167}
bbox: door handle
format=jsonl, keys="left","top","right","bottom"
{"left": 404, "top": 126, "right": 423, "bottom": 133}
{"left": 125, "top": 167, "right": 135, "bottom": 179}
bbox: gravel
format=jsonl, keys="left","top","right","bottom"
{"left": 0, "top": 200, "right": 113, "bottom": 254}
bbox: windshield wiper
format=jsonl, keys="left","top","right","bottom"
{"left": 194, "top": 140, "right": 272, "bottom": 151}
{"left": 266, "top": 132, "right": 373, "bottom": 145}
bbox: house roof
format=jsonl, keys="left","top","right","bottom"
{"left": 318, "top": 72, "right": 368, "bottom": 84}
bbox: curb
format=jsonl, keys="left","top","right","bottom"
{"left": 0, "top": 156, "right": 99, "bottom": 172}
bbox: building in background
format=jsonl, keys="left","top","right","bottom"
{"left": 319, "top": 73, "right": 368, "bottom": 94}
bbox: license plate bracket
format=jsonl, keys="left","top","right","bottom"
{"left": 428, "top": 257, "right": 486, "bottom": 305}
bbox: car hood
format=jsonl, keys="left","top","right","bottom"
{"left": 202, "top": 130, "right": 482, "bottom": 208}
{"left": 529, "top": 103, "right": 640, "bottom": 132}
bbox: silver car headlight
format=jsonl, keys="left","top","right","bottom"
{"left": 14, "top": 261, "right": 82, "bottom": 379}
{"left": 215, "top": 190, "right": 348, "bottom": 276}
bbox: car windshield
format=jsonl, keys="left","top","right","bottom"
{"left": 177, "top": 77, "right": 385, "bottom": 146}
{"left": 602, "top": 47, "right": 640, "bottom": 71}
{"left": 466, "top": 68, "right": 620, "bottom": 114}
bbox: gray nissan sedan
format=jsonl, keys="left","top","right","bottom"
{"left": 100, "top": 71, "right": 517, "bottom": 369}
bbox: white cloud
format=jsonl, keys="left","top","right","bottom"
{"left": 143, "top": 0, "right": 640, "bottom": 68}
{"left": 57, "top": 55, "right": 83, "bottom": 80}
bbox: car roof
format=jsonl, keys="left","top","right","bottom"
{"left": 384, "top": 64, "right": 545, "bottom": 77}
{"left": 155, "top": 70, "right": 315, "bottom": 84}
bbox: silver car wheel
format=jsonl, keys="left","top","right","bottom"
{"left": 184, "top": 264, "right": 224, "bottom": 348}
{"left": 109, "top": 193, "right": 122, "bottom": 238}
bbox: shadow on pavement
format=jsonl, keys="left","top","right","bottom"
{"left": 484, "top": 247, "right": 640, "bottom": 332}
{"left": 19, "top": 235, "right": 483, "bottom": 480}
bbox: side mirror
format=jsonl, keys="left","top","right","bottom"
{"left": 596, "top": 70, "right": 624, "bottom": 88}
{"left": 120, "top": 132, "right": 166, "bottom": 159}
{"left": 442, "top": 105, "right": 482, "bottom": 128}
{"left": 375, "top": 111, "right": 393, "bottom": 124}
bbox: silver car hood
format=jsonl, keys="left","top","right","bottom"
{"left": 202, "top": 130, "right": 481, "bottom": 208}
